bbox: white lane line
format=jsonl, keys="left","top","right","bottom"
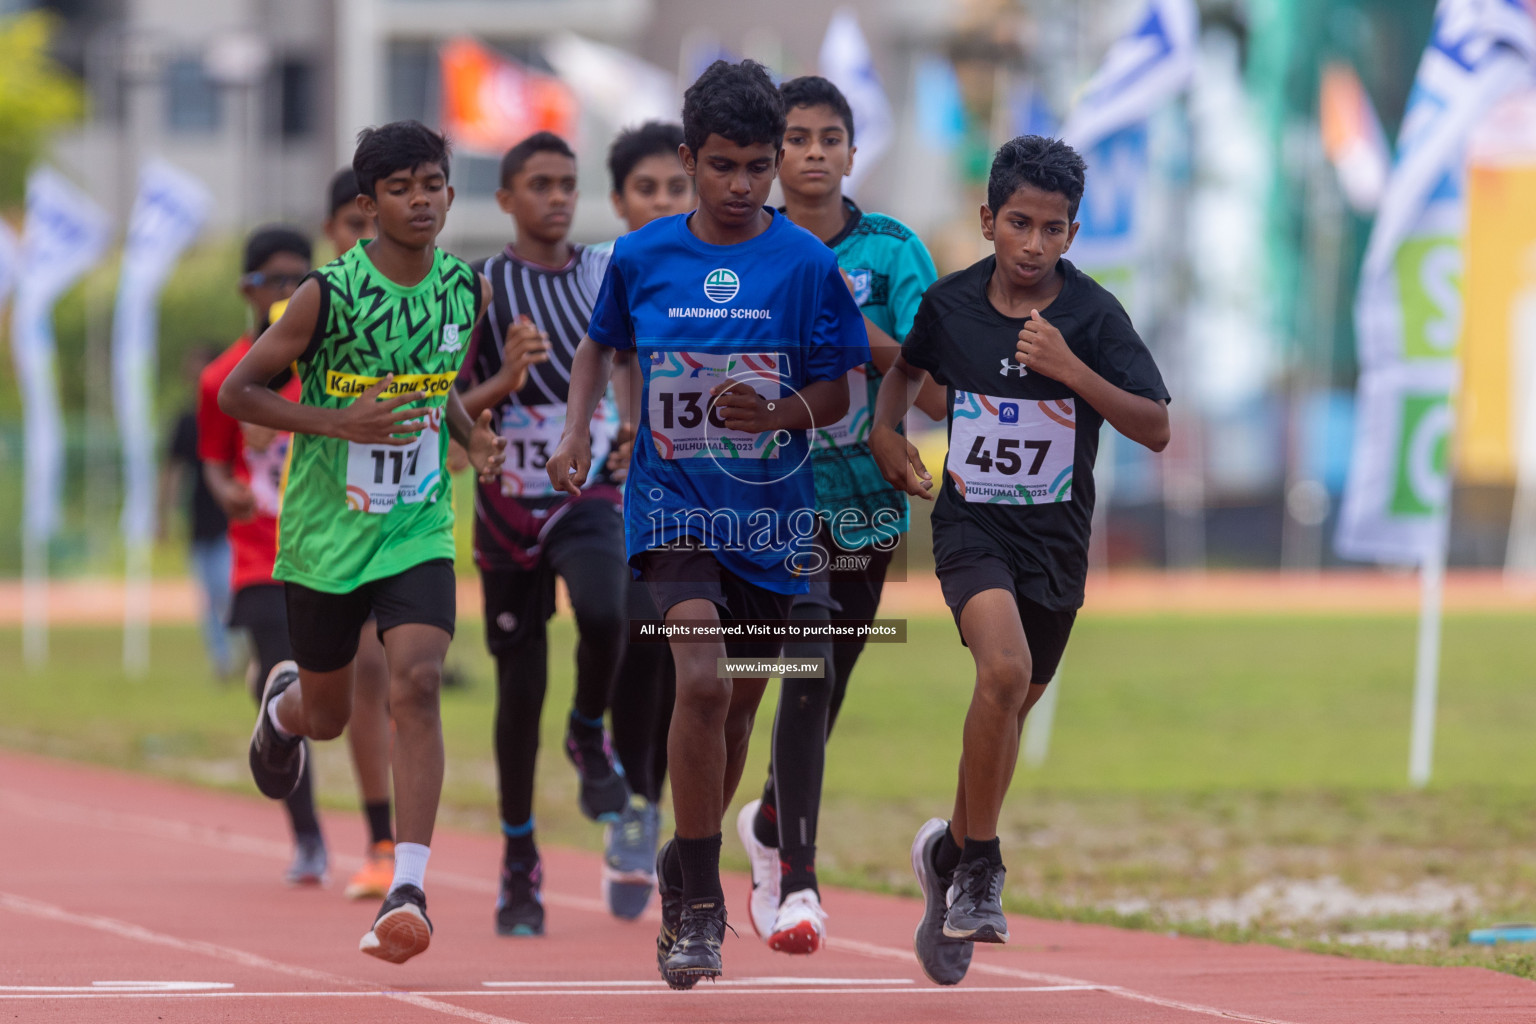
{"left": 0, "top": 985, "right": 1101, "bottom": 1000}
{"left": 0, "top": 982, "right": 234, "bottom": 993}
{"left": 7, "top": 790, "right": 1309, "bottom": 1023}
{"left": 481, "top": 976, "right": 914, "bottom": 988}
{"left": 0, "top": 891, "right": 530, "bottom": 1024}
{"left": 830, "top": 937, "right": 1308, "bottom": 1024}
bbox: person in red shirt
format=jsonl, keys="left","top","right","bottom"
{"left": 199, "top": 225, "right": 326, "bottom": 884}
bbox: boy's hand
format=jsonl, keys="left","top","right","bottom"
{"left": 501, "top": 316, "right": 550, "bottom": 393}
{"left": 1016, "top": 311, "right": 1085, "bottom": 387}
{"left": 466, "top": 410, "right": 507, "bottom": 484}
{"left": 335, "top": 375, "right": 428, "bottom": 445}
{"left": 210, "top": 477, "right": 257, "bottom": 522}
{"left": 709, "top": 380, "right": 776, "bottom": 433}
{"left": 605, "top": 422, "right": 636, "bottom": 483}
{"left": 870, "top": 423, "right": 934, "bottom": 501}
{"left": 546, "top": 432, "right": 592, "bottom": 496}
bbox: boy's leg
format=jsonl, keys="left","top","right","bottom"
{"left": 543, "top": 503, "right": 631, "bottom": 821}
{"left": 356, "top": 558, "right": 456, "bottom": 965}
{"left": 482, "top": 566, "right": 554, "bottom": 936}
{"left": 234, "top": 584, "right": 326, "bottom": 886}
{"left": 344, "top": 621, "right": 395, "bottom": 900}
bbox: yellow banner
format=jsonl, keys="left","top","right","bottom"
{"left": 1458, "top": 92, "right": 1536, "bottom": 485}
{"left": 324, "top": 370, "right": 457, "bottom": 399}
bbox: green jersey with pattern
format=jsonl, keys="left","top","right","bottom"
{"left": 275, "top": 241, "right": 481, "bottom": 593}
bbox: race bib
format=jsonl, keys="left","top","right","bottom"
{"left": 499, "top": 399, "right": 617, "bottom": 497}
{"left": 244, "top": 434, "right": 290, "bottom": 517}
{"left": 947, "top": 391, "right": 1075, "bottom": 504}
{"left": 647, "top": 351, "right": 785, "bottom": 460}
{"left": 814, "top": 365, "right": 872, "bottom": 449}
{"left": 344, "top": 408, "right": 444, "bottom": 513}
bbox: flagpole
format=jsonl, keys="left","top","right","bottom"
{"left": 1022, "top": 671, "right": 1060, "bottom": 767}
{"left": 1408, "top": 512, "right": 1450, "bottom": 787}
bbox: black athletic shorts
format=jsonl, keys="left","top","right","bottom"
{"left": 638, "top": 539, "right": 792, "bottom": 661}
{"left": 936, "top": 545, "right": 1076, "bottom": 685}
{"left": 229, "top": 582, "right": 286, "bottom": 633}
{"left": 480, "top": 499, "right": 626, "bottom": 657}
{"left": 284, "top": 559, "right": 456, "bottom": 673}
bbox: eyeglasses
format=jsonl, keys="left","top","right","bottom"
{"left": 243, "top": 272, "right": 307, "bottom": 289}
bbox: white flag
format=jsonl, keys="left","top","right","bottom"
{"left": 1337, "top": 0, "right": 1536, "bottom": 564}
{"left": 544, "top": 33, "right": 677, "bottom": 131}
{"left": 11, "top": 167, "right": 111, "bottom": 544}
{"left": 1060, "top": 0, "right": 1200, "bottom": 155}
{"left": 819, "top": 8, "right": 893, "bottom": 195}
{"left": 112, "top": 160, "right": 212, "bottom": 546}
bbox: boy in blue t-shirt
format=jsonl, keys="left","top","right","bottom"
{"left": 548, "top": 60, "right": 868, "bottom": 988}
{"left": 872, "top": 136, "right": 1170, "bottom": 985}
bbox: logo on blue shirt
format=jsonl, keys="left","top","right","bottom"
{"left": 704, "top": 268, "right": 740, "bottom": 304}
{"left": 846, "top": 268, "right": 873, "bottom": 305}
{"left": 998, "top": 402, "right": 1019, "bottom": 424}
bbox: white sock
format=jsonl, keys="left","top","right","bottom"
{"left": 267, "top": 698, "right": 295, "bottom": 740}
{"left": 390, "top": 842, "right": 431, "bottom": 894}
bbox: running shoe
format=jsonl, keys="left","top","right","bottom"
{"left": 911, "top": 818, "right": 974, "bottom": 985}
{"left": 359, "top": 884, "right": 432, "bottom": 964}
{"left": 662, "top": 898, "right": 729, "bottom": 988}
{"left": 248, "top": 661, "right": 305, "bottom": 800}
{"left": 767, "top": 887, "right": 827, "bottom": 955}
{"left": 603, "top": 795, "right": 659, "bottom": 920}
{"left": 655, "top": 840, "right": 697, "bottom": 990}
{"left": 344, "top": 840, "right": 395, "bottom": 900}
{"left": 735, "top": 799, "right": 780, "bottom": 939}
{"left": 943, "top": 856, "right": 1009, "bottom": 943}
{"left": 564, "top": 719, "right": 629, "bottom": 822}
{"left": 495, "top": 858, "right": 545, "bottom": 936}
{"left": 285, "top": 831, "right": 328, "bottom": 887}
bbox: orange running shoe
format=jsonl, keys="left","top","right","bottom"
{"left": 345, "top": 840, "right": 395, "bottom": 901}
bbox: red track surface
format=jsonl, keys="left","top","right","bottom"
{"left": 5, "top": 749, "right": 1534, "bottom": 1023}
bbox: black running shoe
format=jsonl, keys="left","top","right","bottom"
{"left": 564, "top": 719, "right": 630, "bottom": 822}
{"left": 662, "top": 898, "right": 729, "bottom": 988}
{"left": 248, "top": 661, "right": 305, "bottom": 800}
{"left": 495, "top": 859, "right": 545, "bottom": 937}
{"left": 655, "top": 840, "right": 696, "bottom": 990}
{"left": 942, "top": 857, "right": 1009, "bottom": 943}
{"left": 359, "top": 884, "right": 433, "bottom": 964}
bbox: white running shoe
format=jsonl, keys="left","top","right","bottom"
{"left": 768, "top": 887, "right": 827, "bottom": 955}
{"left": 736, "top": 799, "right": 780, "bottom": 939}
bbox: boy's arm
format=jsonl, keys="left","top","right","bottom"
{"left": 1017, "top": 310, "right": 1170, "bottom": 452}
{"left": 869, "top": 354, "right": 934, "bottom": 500}
{"left": 710, "top": 374, "right": 849, "bottom": 433}
{"left": 218, "top": 279, "right": 427, "bottom": 444}
{"left": 445, "top": 275, "right": 508, "bottom": 481}
{"left": 866, "top": 318, "right": 945, "bottom": 421}
{"left": 546, "top": 335, "right": 616, "bottom": 495}
{"left": 459, "top": 315, "right": 551, "bottom": 418}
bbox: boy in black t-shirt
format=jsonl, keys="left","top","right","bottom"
{"left": 870, "top": 136, "right": 1170, "bottom": 986}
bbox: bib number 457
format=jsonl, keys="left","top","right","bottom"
{"left": 964, "top": 436, "right": 1052, "bottom": 476}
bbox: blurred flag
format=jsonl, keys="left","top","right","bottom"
{"left": 1060, "top": 0, "right": 1199, "bottom": 154}
{"left": 819, "top": 8, "right": 893, "bottom": 194}
{"left": 440, "top": 37, "right": 578, "bottom": 156}
{"left": 11, "top": 167, "right": 111, "bottom": 545}
{"left": 0, "top": 218, "right": 17, "bottom": 308}
{"left": 1336, "top": 0, "right": 1536, "bottom": 565}
{"left": 544, "top": 33, "right": 676, "bottom": 131}
{"left": 913, "top": 56, "right": 966, "bottom": 151}
{"left": 112, "top": 161, "right": 211, "bottom": 548}
{"left": 1320, "top": 63, "right": 1390, "bottom": 214}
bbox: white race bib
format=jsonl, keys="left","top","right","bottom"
{"left": 344, "top": 408, "right": 444, "bottom": 513}
{"left": 814, "top": 365, "right": 872, "bottom": 449}
{"left": 647, "top": 351, "right": 784, "bottom": 461}
{"left": 499, "top": 398, "right": 617, "bottom": 497}
{"left": 245, "top": 435, "right": 289, "bottom": 517}
{"left": 947, "top": 391, "right": 1075, "bottom": 504}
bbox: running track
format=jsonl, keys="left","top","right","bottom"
{"left": 4, "top": 750, "right": 1533, "bottom": 1023}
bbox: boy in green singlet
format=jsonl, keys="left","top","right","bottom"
{"left": 220, "top": 120, "right": 505, "bottom": 965}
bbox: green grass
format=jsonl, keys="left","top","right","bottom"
{"left": 3, "top": 612, "right": 1536, "bottom": 979}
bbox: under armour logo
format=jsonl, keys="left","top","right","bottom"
{"left": 1000, "top": 358, "right": 1028, "bottom": 377}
